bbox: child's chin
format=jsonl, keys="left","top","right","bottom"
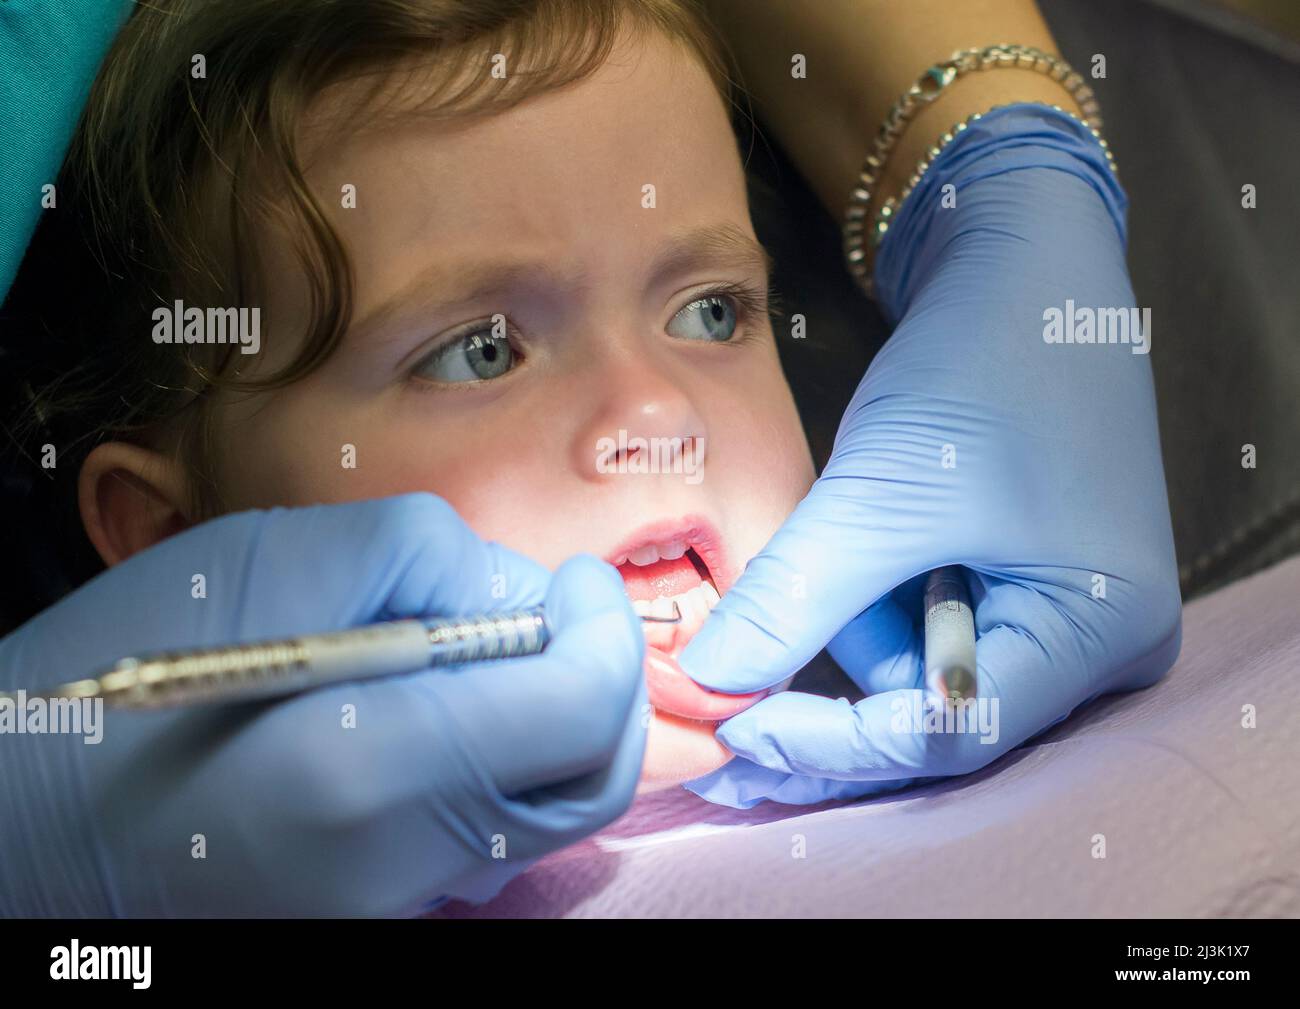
{"left": 636, "top": 709, "right": 733, "bottom": 793}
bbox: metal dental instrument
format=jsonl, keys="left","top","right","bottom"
{"left": 4, "top": 602, "right": 682, "bottom": 710}
{"left": 923, "top": 567, "right": 977, "bottom": 701}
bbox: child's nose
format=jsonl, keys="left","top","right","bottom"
{"left": 567, "top": 352, "right": 708, "bottom": 482}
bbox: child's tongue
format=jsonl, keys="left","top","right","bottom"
{"left": 617, "top": 554, "right": 702, "bottom": 601}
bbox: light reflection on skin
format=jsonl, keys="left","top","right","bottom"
{"left": 131, "top": 28, "right": 816, "bottom": 785}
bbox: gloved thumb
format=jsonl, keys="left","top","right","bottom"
{"left": 679, "top": 470, "right": 939, "bottom": 693}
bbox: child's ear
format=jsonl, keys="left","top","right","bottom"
{"left": 78, "top": 442, "right": 193, "bottom": 567}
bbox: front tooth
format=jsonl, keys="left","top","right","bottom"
{"left": 659, "top": 540, "right": 687, "bottom": 560}
{"left": 676, "top": 586, "right": 709, "bottom": 630}
{"left": 701, "top": 581, "right": 720, "bottom": 609}
{"left": 631, "top": 599, "right": 655, "bottom": 618}
{"left": 651, "top": 595, "right": 676, "bottom": 620}
{"left": 629, "top": 545, "right": 660, "bottom": 566}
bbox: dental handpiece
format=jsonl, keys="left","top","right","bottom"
{"left": 923, "top": 567, "right": 977, "bottom": 701}
{"left": 7, "top": 603, "right": 681, "bottom": 711}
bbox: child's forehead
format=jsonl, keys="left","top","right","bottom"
{"left": 294, "top": 26, "right": 725, "bottom": 178}
{"left": 282, "top": 38, "right": 747, "bottom": 282}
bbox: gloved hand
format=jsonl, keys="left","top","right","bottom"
{"left": 0, "top": 493, "right": 645, "bottom": 915}
{"left": 680, "top": 104, "right": 1182, "bottom": 808}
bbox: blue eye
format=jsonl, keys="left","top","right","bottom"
{"left": 414, "top": 329, "right": 515, "bottom": 383}
{"left": 667, "top": 294, "right": 738, "bottom": 342}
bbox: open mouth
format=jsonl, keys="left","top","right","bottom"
{"left": 617, "top": 545, "right": 719, "bottom": 622}
{"left": 606, "top": 520, "right": 767, "bottom": 723}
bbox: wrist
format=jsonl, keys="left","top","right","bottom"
{"left": 875, "top": 67, "right": 1087, "bottom": 211}
{"left": 873, "top": 104, "right": 1130, "bottom": 325}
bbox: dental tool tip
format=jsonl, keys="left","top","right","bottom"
{"left": 639, "top": 600, "right": 683, "bottom": 624}
{"left": 936, "top": 664, "right": 977, "bottom": 701}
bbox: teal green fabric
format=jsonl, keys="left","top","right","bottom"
{"left": 0, "top": 0, "right": 134, "bottom": 301}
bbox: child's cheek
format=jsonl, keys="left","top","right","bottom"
{"left": 439, "top": 477, "right": 575, "bottom": 568}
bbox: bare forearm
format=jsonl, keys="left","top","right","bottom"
{"left": 701, "top": 0, "right": 1083, "bottom": 217}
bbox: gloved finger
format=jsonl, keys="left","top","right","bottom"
{"left": 246, "top": 492, "right": 552, "bottom": 629}
{"left": 679, "top": 449, "right": 953, "bottom": 694}
{"left": 825, "top": 593, "right": 923, "bottom": 696}
{"left": 716, "top": 583, "right": 1107, "bottom": 785}
{"left": 430, "top": 667, "right": 650, "bottom": 908}
{"left": 965, "top": 571, "right": 1112, "bottom": 738}
{"left": 685, "top": 755, "right": 921, "bottom": 809}
{"left": 409, "top": 553, "right": 644, "bottom": 796}
{"left": 6, "top": 492, "right": 555, "bottom": 686}
{"left": 387, "top": 665, "right": 650, "bottom": 910}
{"left": 156, "top": 492, "right": 557, "bottom": 633}
{"left": 968, "top": 567, "right": 1182, "bottom": 700}
{"left": 361, "top": 493, "right": 553, "bottom": 621}
{"left": 501, "top": 664, "right": 649, "bottom": 844}
{"left": 712, "top": 689, "right": 952, "bottom": 780}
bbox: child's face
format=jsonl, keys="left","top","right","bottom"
{"left": 210, "top": 29, "right": 816, "bottom": 785}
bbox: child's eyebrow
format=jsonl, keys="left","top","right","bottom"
{"left": 659, "top": 222, "right": 775, "bottom": 284}
{"left": 352, "top": 222, "right": 774, "bottom": 337}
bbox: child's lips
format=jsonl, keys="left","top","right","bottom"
{"left": 604, "top": 515, "right": 736, "bottom": 596}
{"left": 602, "top": 515, "right": 759, "bottom": 722}
{"left": 644, "top": 646, "right": 768, "bottom": 722}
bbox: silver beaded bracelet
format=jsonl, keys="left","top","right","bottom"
{"left": 843, "top": 43, "right": 1117, "bottom": 300}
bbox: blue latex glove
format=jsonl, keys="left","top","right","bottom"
{"left": 1, "top": 0, "right": 133, "bottom": 298}
{"left": 680, "top": 104, "right": 1182, "bottom": 808}
{"left": 0, "top": 494, "right": 646, "bottom": 915}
